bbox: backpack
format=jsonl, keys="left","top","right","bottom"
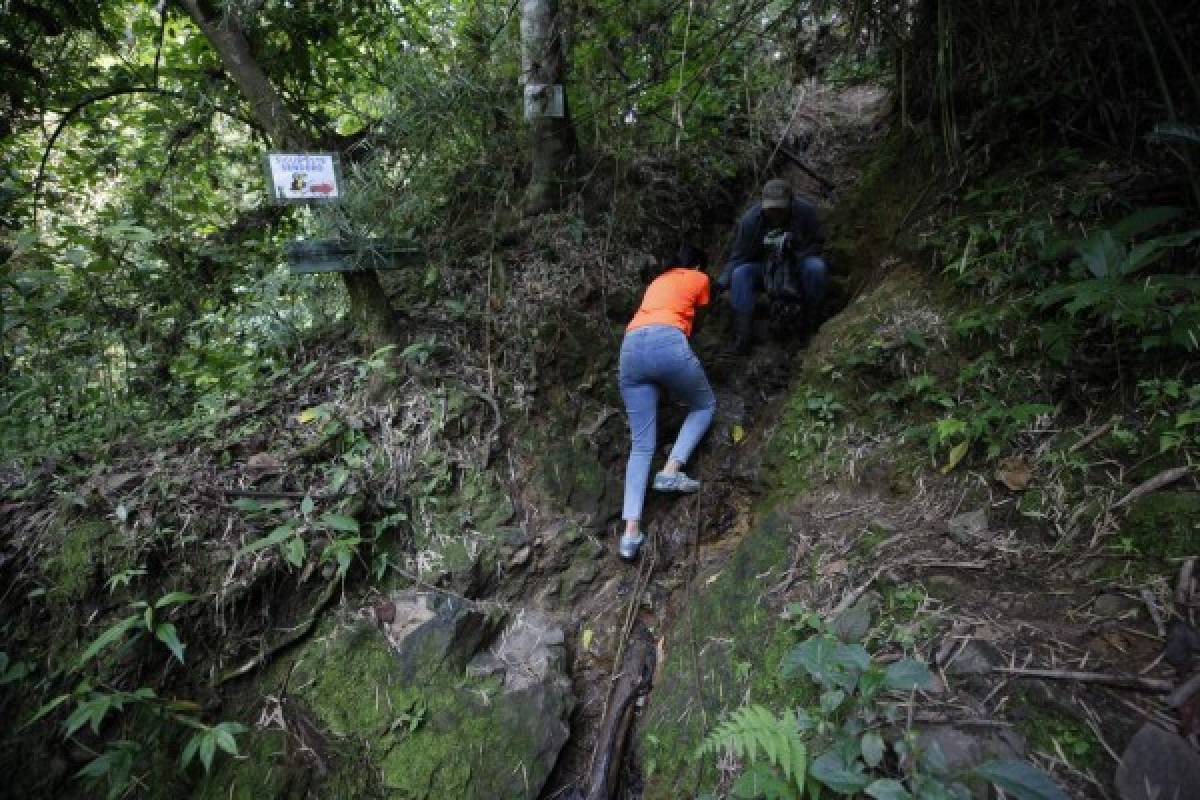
{"left": 762, "top": 231, "right": 805, "bottom": 304}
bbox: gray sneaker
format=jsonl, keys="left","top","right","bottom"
{"left": 652, "top": 471, "right": 702, "bottom": 493}
{"left": 618, "top": 532, "right": 645, "bottom": 561}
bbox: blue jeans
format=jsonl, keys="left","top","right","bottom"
{"left": 725, "top": 255, "right": 828, "bottom": 316}
{"left": 618, "top": 325, "right": 716, "bottom": 521}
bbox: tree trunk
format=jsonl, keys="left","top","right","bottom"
{"left": 520, "top": 0, "right": 576, "bottom": 215}
{"left": 178, "top": 0, "right": 398, "bottom": 347}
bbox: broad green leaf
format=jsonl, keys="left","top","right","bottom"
{"left": 1076, "top": 230, "right": 1121, "bottom": 278}
{"left": 884, "top": 659, "right": 936, "bottom": 691}
{"left": 973, "top": 759, "right": 1069, "bottom": 800}
{"left": 282, "top": 536, "right": 306, "bottom": 567}
{"left": 295, "top": 406, "right": 327, "bottom": 424}
{"left": 238, "top": 523, "right": 297, "bottom": 556}
{"left": 866, "top": 779, "right": 912, "bottom": 800}
{"left": 810, "top": 750, "right": 870, "bottom": 794}
{"left": 861, "top": 731, "right": 886, "bottom": 768}
{"left": 820, "top": 689, "right": 846, "bottom": 715}
{"left": 733, "top": 763, "right": 793, "bottom": 799}
{"left": 181, "top": 734, "right": 201, "bottom": 768}
{"left": 154, "top": 591, "right": 196, "bottom": 609}
{"left": 1109, "top": 206, "right": 1182, "bottom": 241}
{"left": 319, "top": 513, "right": 359, "bottom": 533}
{"left": 65, "top": 694, "right": 111, "bottom": 737}
{"left": 155, "top": 623, "right": 186, "bottom": 664}
{"left": 232, "top": 497, "right": 263, "bottom": 512}
{"left": 941, "top": 441, "right": 969, "bottom": 473}
{"left": 1123, "top": 230, "right": 1200, "bottom": 276}
{"left": 911, "top": 776, "right": 968, "bottom": 800}
{"left": 199, "top": 731, "right": 217, "bottom": 772}
{"left": 213, "top": 725, "right": 240, "bottom": 756}
{"left": 23, "top": 693, "right": 71, "bottom": 729}
{"left": 300, "top": 495, "right": 315, "bottom": 515}
{"left": 78, "top": 615, "right": 141, "bottom": 667}
{"left": 103, "top": 221, "right": 157, "bottom": 242}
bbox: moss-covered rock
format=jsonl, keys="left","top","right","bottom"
{"left": 47, "top": 517, "right": 119, "bottom": 602}
{"left": 409, "top": 467, "right": 515, "bottom": 594}
{"left": 638, "top": 509, "right": 805, "bottom": 797}
{"left": 537, "top": 434, "right": 615, "bottom": 529}
{"left": 191, "top": 730, "right": 304, "bottom": 800}
{"left": 247, "top": 592, "right": 575, "bottom": 800}
{"left": 1119, "top": 491, "right": 1200, "bottom": 563}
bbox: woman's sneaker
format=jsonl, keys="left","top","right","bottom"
{"left": 652, "top": 471, "right": 702, "bottom": 493}
{"left": 618, "top": 532, "right": 645, "bottom": 561}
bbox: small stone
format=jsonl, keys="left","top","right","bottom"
{"left": 1116, "top": 724, "right": 1200, "bottom": 800}
{"left": 916, "top": 726, "right": 1026, "bottom": 800}
{"left": 943, "top": 639, "right": 1001, "bottom": 676}
{"left": 947, "top": 509, "right": 988, "bottom": 544}
{"left": 509, "top": 545, "right": 532, "bottom": 568}
{"left": 245, "top": 452, "right": 283, "bottom": 471}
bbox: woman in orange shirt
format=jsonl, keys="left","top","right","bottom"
{"left": 617, "top": 244, "right": 716, "bottom": 560}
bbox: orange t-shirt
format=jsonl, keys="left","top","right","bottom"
{"left": 626, "top": 268, "right": 710, "bottom": 337}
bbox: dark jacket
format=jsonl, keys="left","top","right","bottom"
{"left": 727, "top": 199, "right": 825, "bottom": 265}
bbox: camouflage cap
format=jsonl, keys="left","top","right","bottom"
{"left": 762, "top": 179, "right": 792, "bottom": 209}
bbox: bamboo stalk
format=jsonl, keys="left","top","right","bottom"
{"left": 993, "top": 666, "right": 1172, "bottom": 693}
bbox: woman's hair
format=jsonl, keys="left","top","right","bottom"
{"left": 674, "top": 243, "right": 707, "bottom": 269}
{"left": 641, "top": 242, "right": 708, "bottom": 283}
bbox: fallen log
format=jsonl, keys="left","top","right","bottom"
{"left": 585, "top": 632, "right": 656, "bottom": 800}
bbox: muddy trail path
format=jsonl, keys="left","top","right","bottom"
{"left": 531, "top": 84, "right": 894, "bottom": 799}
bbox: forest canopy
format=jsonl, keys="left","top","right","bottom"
{"left": 2, "top": 0, "right": 1196, "bottom": 453}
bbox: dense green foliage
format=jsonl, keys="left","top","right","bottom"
{"left": 3, "top": 1, "right": 1199, "bottom": 797}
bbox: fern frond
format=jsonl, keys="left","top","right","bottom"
{"left": 695, "top": 704, "right": 808, "bottom": 791}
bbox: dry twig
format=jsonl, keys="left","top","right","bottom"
{"left": 993, "top": 666, "right": 1173, "bottom": 693}
{"left": 1069, "top": 418, "right": 1117, "bottom": 453}
{"left": 1112, "top": 465, "right": 1192, "bottom": 510}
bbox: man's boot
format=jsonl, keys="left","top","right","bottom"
{"left": 734, "top": 311, "right": 754, "bottom": 354}
{"left": 803, "top": 300, "right": 824, "bottom": 340}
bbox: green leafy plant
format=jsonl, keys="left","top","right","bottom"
{"left": 0, "top": 651, "right": 34, "bottom": 685}
{"left": 237, "top": 497, "right": 365, "bottom": 578}
{"left": 180, "top": 720, "right": 248, "bottom": 773}
{"left": 77, "top": 591, "right": 196, "bottom": 667}
{"left": 696, "top": 705, "right": 808, "bottom": 793}
{"left": 695, "top": 618, "right": 1068, "bottom": 800}
{"left": 786, "top": 390, "right": 847, "bottom": 463}
{"left": 924, "top": 397, "right": 1054, "bottom": 472}
{"left": 104, "top": 567, "right": 147, "bottom": 594}
{"left": 74, "top": 740, "right": 141, "bottom": 800}
{"left": 1035, "top": 207, "right": 1200, "bottom": 352}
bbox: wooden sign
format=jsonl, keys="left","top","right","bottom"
{"left": 264, "top": 153, "right": 343, "bottom": 204}
{"left": 286, "top": 239, "right": 423, "bottom": 274}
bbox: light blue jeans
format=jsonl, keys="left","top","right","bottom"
{"left": 618, "top": 325, "right": 716, "bottom": 521}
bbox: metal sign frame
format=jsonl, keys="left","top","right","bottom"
{"left": 523, "top": 83, "right": 565, "bottom": 121}
{"left": 263, "top": 152, "right": 345, "bottom": 205}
